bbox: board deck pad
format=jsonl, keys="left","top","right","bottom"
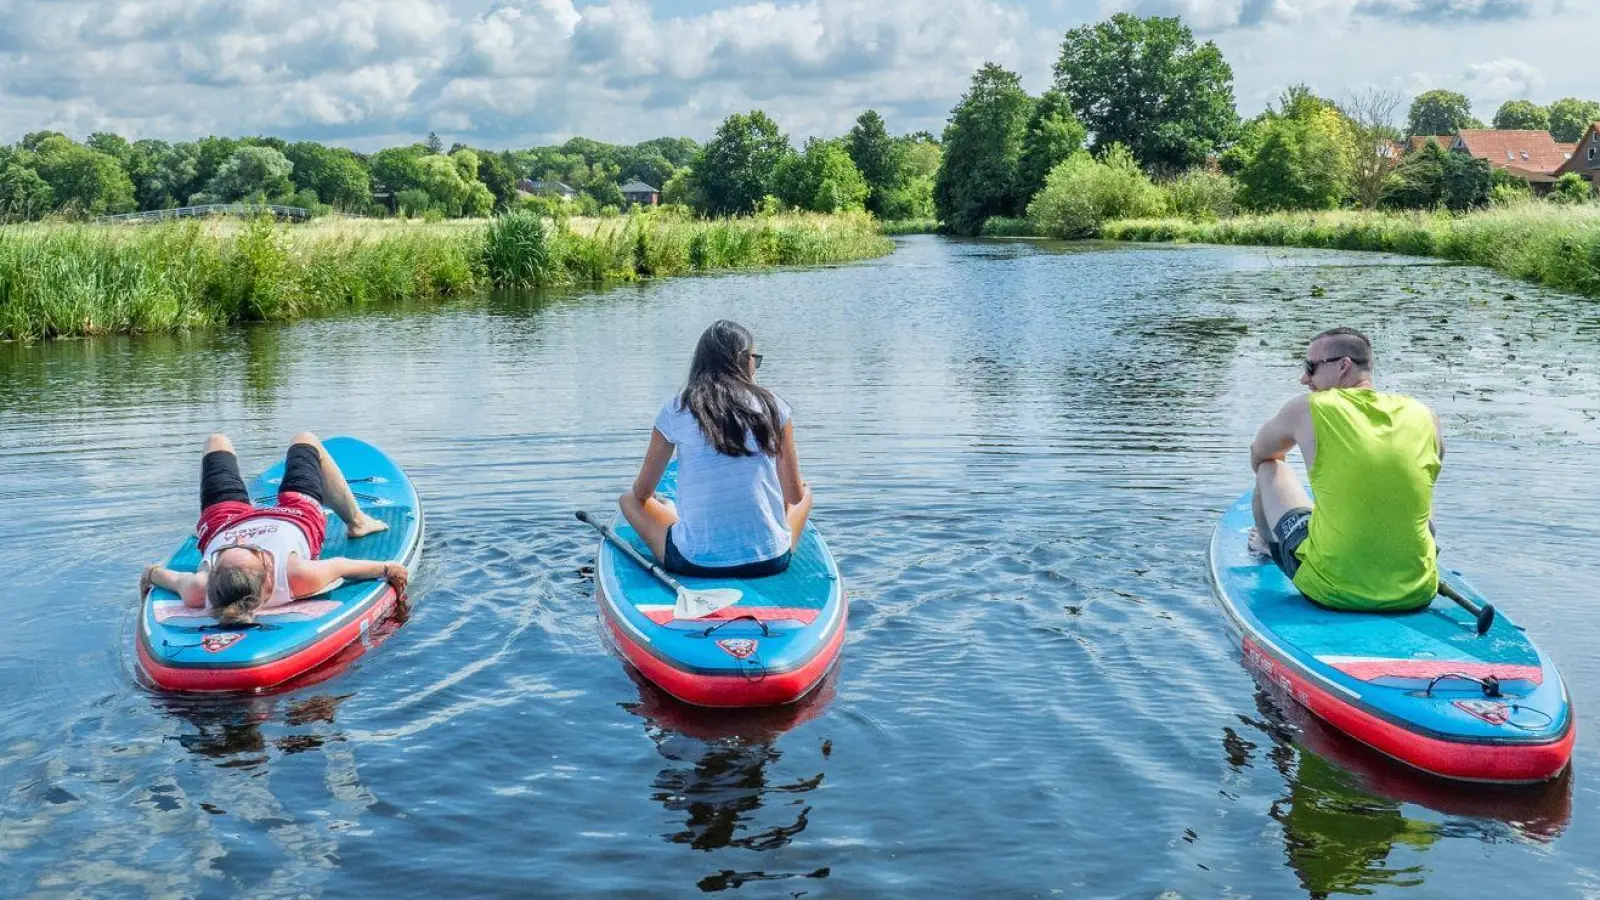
{"left": 140, "top": 437, "right": 421, "bottom": 685}
{"left": 1209, "top": 489, "right": 1571, "bottom": 773}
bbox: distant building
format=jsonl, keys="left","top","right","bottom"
{"left": 1553, "top": 122, "right": 1600, "bottom": 186}
{"left": 620, "top": 179, "right": 660, "bottom": 208}
{"left": 517, "top": 179, "right": 578, "bottom": 200}
{"left": 1408, "top": 135, "right": 1454, "bottom": 153}
{"left": 1450, "top": 129, "right": 1574, "bottom": 191}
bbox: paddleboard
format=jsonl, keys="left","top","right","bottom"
{"left": 595, "top": 462, "right": 846, "bottom": 707}
{"left": 137, "top": 437, "right": 423, "bottom": 692}
{"left": 1209, "top": 490, "right": 1573, "bottom": 783}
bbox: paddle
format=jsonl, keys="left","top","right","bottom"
{"left": 1440, "top": 580, "right": 1495, "bottom": 636}
{"left": 575, "top": 510, "right": 742, "bottom": 620}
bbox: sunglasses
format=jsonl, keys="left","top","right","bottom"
{"left": 750, "top": 352, "right": 764, "bottom": 370}
{"left": 1303, "top": 356, "right": 1365, "bottom": 376}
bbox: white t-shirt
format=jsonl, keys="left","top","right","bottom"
{"left": 653, "top": 392, "right": 792, "bottom": 567}
{"left": 202, "top": 517, "right": 310, "bottom": 611}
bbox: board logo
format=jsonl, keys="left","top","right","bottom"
{"left": 717, "top": 639, "right": 758, "bottom": 660}
{"left": 1454, "top": 699, "right": 1510, "bottom": 725}
{"left": 202, "top": 632, "right": 245, "bottom": 653}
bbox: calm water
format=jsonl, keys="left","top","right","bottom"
{"left": 2, "top": 236, "right": 1598, "bottom": 898}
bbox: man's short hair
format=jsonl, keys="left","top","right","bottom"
{"left": 1312, "top": 327, "right": 1373, "bottom": 371}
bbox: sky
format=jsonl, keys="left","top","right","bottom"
{"left": 0, "top": 0, "right": 1591, "bottom": 151}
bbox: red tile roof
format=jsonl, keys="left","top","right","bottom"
{"left": 1452, "top": 130, "right": 1571, "bottom": 175}
{"left": 1555, "top": 123, "right": 1600, "bottom": 178}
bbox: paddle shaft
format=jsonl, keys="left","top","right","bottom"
{"left": 575, "top": 510, "right": 687, "bottom": 595}
{"left": 1439, "top": 580, "right": 1496, "bottom": 636}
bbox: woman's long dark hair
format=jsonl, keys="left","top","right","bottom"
{"left": 680, "top": 320, "right": 783, "bottom": 457}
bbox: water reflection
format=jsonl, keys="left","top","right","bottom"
{"left": 1226, "top": 680, "right": 1572, "bottom": 898}
{"left": 621, "top": 671, "right": 836, "bottom": 893}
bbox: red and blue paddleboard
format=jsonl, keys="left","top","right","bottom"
{"left": 595, "top": 463, "right": 846, "bottom": 707}
{"left": 1209, "top": 490, "right": 1573, "bottom": 783}
{"left": 137, "top": 437, "right": 422, "bottom": 693}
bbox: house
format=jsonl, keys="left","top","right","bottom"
{"left": 516, "top": 179, "right": 578, "bottom": 200}
{"left": 1408, "top": 135, "right": 1453, "bottom": 153}
{"left": 619, "top": 179, "right": 660, "bottom": 208}
{"left": 1554, "top": 122, "right": 1600, "bottom": 185}
{"left": 1450, "top": 130, "right": 1574, "bottom": 191}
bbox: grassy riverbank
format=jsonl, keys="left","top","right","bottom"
{"left": 0, "top": 211, "right": 892, "bottom": 340}
{"left": 1101, "top": 203, "right": 1600, "bottom": 299}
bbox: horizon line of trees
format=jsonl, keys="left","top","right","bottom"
{"left": 1, "top": 12, "right": 1595, "bottom": 228}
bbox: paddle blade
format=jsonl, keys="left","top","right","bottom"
{"left": 675, "top": 587, "right": 742, "bottom": 620}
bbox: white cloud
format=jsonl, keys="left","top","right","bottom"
{"left": 1462, "top": 57, "right": 1545, "bottom": 102}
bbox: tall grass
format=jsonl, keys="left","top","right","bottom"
{"left": 1102, "top": 202, "right": 1600, "bottom": 299}
{"left": 0, "top": 211, "right": 892, "bottom": 340}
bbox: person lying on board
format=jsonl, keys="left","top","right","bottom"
{"left": 619, "top": 319, "right": 812, "bottom": 579}
{"left": 1248, "top": 327, "right": 1444, "bottom": 612}
{"left": 139, "top": 431, "right": 409, "bottom": 625}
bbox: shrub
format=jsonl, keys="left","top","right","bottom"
{"left": 1026, "top": 145, "right": 1165, "bottom": 239}
{"left": 1160, "top": 170, "right": 1239, "bottom": 222}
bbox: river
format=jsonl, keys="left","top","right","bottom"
{"left": 1, "top": 235, "right": 1596, "bottom": 897}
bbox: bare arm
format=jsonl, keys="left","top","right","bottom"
{"left": 144, "top": 565, "right": 208, "bottom": 608}
{"left": 1251, "top": 395, "right": 1310, "bottom": 471}
{"left": 630, "top": 429, "right": 675, "bottom": 503}
{"left": 293, "top": 557, "right": 409, "bottom": 596}
{"left": 775, "top": 421, "right": 806, "bottom": 506}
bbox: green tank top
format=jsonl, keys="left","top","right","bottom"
{"left": 1293, "top": 388, "right": 1441, "bottom": 611}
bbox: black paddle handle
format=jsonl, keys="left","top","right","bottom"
{"left": 575, "top": 510, "right": 685, "bottom": 594}
{"left": 1439, "top": 580, "right": 1496, "bottom": 636}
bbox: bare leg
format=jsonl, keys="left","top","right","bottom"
{"left": 1253, "top": 460, "right": 1312, "bottom": 552}
{"left": 290, "top": 431, "right": 389, "bottom": 538}
{"left": 786, "top": 484, "right": 814, "bottom": 550}
{"left": 619, "top": 492, "right": 678, "bottom": 562}
{"left": 206, "top": 433, "right": 235, "bottom": 455}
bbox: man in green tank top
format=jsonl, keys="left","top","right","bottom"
{"left": 1249, "top": 327, "right": 1445, "bottom": 612}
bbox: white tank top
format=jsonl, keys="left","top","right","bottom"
{"left": 202, "top": 517, "right": 311, "bottom": 611}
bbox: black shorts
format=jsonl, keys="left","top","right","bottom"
{"left": 1269, "top": 507, "right": 1313, "bottom": 579}
{"left": 663, "top": 525, "right": 791, "bottom": 579}
{"left": 200, "top": 443, "right": 323, "bottom": 510}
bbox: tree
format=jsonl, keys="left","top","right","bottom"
{"left": 1026, "top": 145, "right": 1165, "bottom": 239}
{"left": 774, "top": 138, "right": 869, "bottom": 213}
{"left": 1340, "top": 88, "right": 1404, "bottom": 209}
{"left": 1380, "top": 140, "right": 1491, "bottom": 211}
{"left": 476, "top": 151, "right": 520, "bottom": 212}
{"left": 1016, "top": 88, "right": 1087, "bottom": 205}
{"left": 284, "top": 142, "right": 371, "bottom": 210}
{"left": 29, "top": 136, "right": 136, "bottom": 215}
{"left": 0, "top": 164, "right": 54, "bottom": 220}
{"left": 370, "top": 146, "right": 427, "bottom": 195}
{"left": 128, "top": 140, "right": 200, "bottom": 210}
{"left": 196, "top": 146, "right": 295, "bottom": 203}
{"left": 697, "top": 110, "right": 792, "bottom": 215}
{"left": 85, "top": 132, "right": 131, "bottom": 165}
{"left": 425, "top": 131, "right": 444, "bottom": 154}
{"left": 934, "top": 63, "right": 1035, "bottom": 235}
{"left": 1549, "top": 172, "right": 1594, "bottom": 205}
{"left": 1548, "top": 98, "right": 1600, "bottom": 143}
{"left": 847, "top": 110, "right": 904, "bottom": 216}
{"left": 1407, "top": 90, "right": 1480, "bottom": 138}
{"left": 898, "top": 134, "right": 942, "bottom": 179}
{"left": 1492, "top": 100, "right": 1550, "bottom": 131}
{"left": 1053, "top": 14, "right": 1237, "bottom": 173}
{"left": 1233, "top": 87, "right": 1352, "bottom": 212}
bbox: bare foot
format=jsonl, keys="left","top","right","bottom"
{"left": 346, "top": 515, "right": 389, "bottom": 539}
{"left": 1246, "top": 528, "right": 1272, "bottom": 558}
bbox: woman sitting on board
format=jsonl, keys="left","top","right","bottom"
{"left": 140, "top": 432, "right": 410, "bottom": 625}
{"left": 620, "top": 320, "right": 812, "bottom": 578}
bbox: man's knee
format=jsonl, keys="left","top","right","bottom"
{"left": 290, "top": 430, "right": 320, "bottom": 447}
{"left": 205, "top": 433, "right": 234, "bottom": 454}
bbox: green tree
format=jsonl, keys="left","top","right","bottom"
{"left": 370, "top": 146, "right": 427, "bottom": 195}
{"left": 195, "top": 146, "right": 295, "bottom": 203}
{"left": 847, "top": 110, "right": 904, "bottom": 215}
{"left": 898, "top": 134, "right": 942, "bottom": 179}
{"left": 29, "top": 136, "right": 136, "bottom": 215}
{"left": 476, "top": 151, "right": 521, "bottom": 212}
{"left": 1380, "top": 140, "right": 1491, "bottom": 211}
{"left": 284, "top": 142, "right": 371, "bottom": 210}
{"left": 1406, "top": 90, "right": 1480, "bottom": 138}
{"left": 425, "top": 131, "right": 444, "bottom": 154}
{"left": 1026, "top": 145, "right": 1165, "bottom": 239}
{"left": 128, "top": 140, "right": 200, "bottom": 209}
{"left": 1340, "top": 88, "right": 1405, "bottom": 209}
{"left": 934, "top": 63, "right": 1035, "bottom": 235}
{"left": 1549, "top": 172, "right": 1594, "bottom": 204}
{"left": 1236, "top": 88, "right": 1353, "bottom": 211}
{"left": 774, "top": 138, "right": 869, "bottom": 213}
{"left": 635, "top": 136, "right": 699, "bottom": 168}
{"left": 85, "top": 132, "right": 131, "bottom": 165}
{"left": 1547, "top": 98, "right": 1600, "bottom": 143}
{"left": 1016, "top": 88, "right": 1087, "bottom": 205}
{"left": 192, "top": 137, "right": 242, "bottom": 194}
{"left": 698, "top": 110, "right": 792, "bottom": 215}
{"left": 0, "top": 164, "right": 54, "bottom": 220}
{"left": 1053, "top": 14, "right": 1237, "bottom": 173}
{"left": 1492, "top": 100, "right": 1550, "bottom": 131}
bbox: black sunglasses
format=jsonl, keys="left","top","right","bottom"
{"left": 749, "top": 352, "right": 764, "bottom": 370}
{"left": 1304, "top": 356, "right": 1366, "bottom": 376}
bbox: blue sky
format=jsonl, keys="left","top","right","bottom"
{"left": 0, "top": 0, "right": 1589, "bottom": 150}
